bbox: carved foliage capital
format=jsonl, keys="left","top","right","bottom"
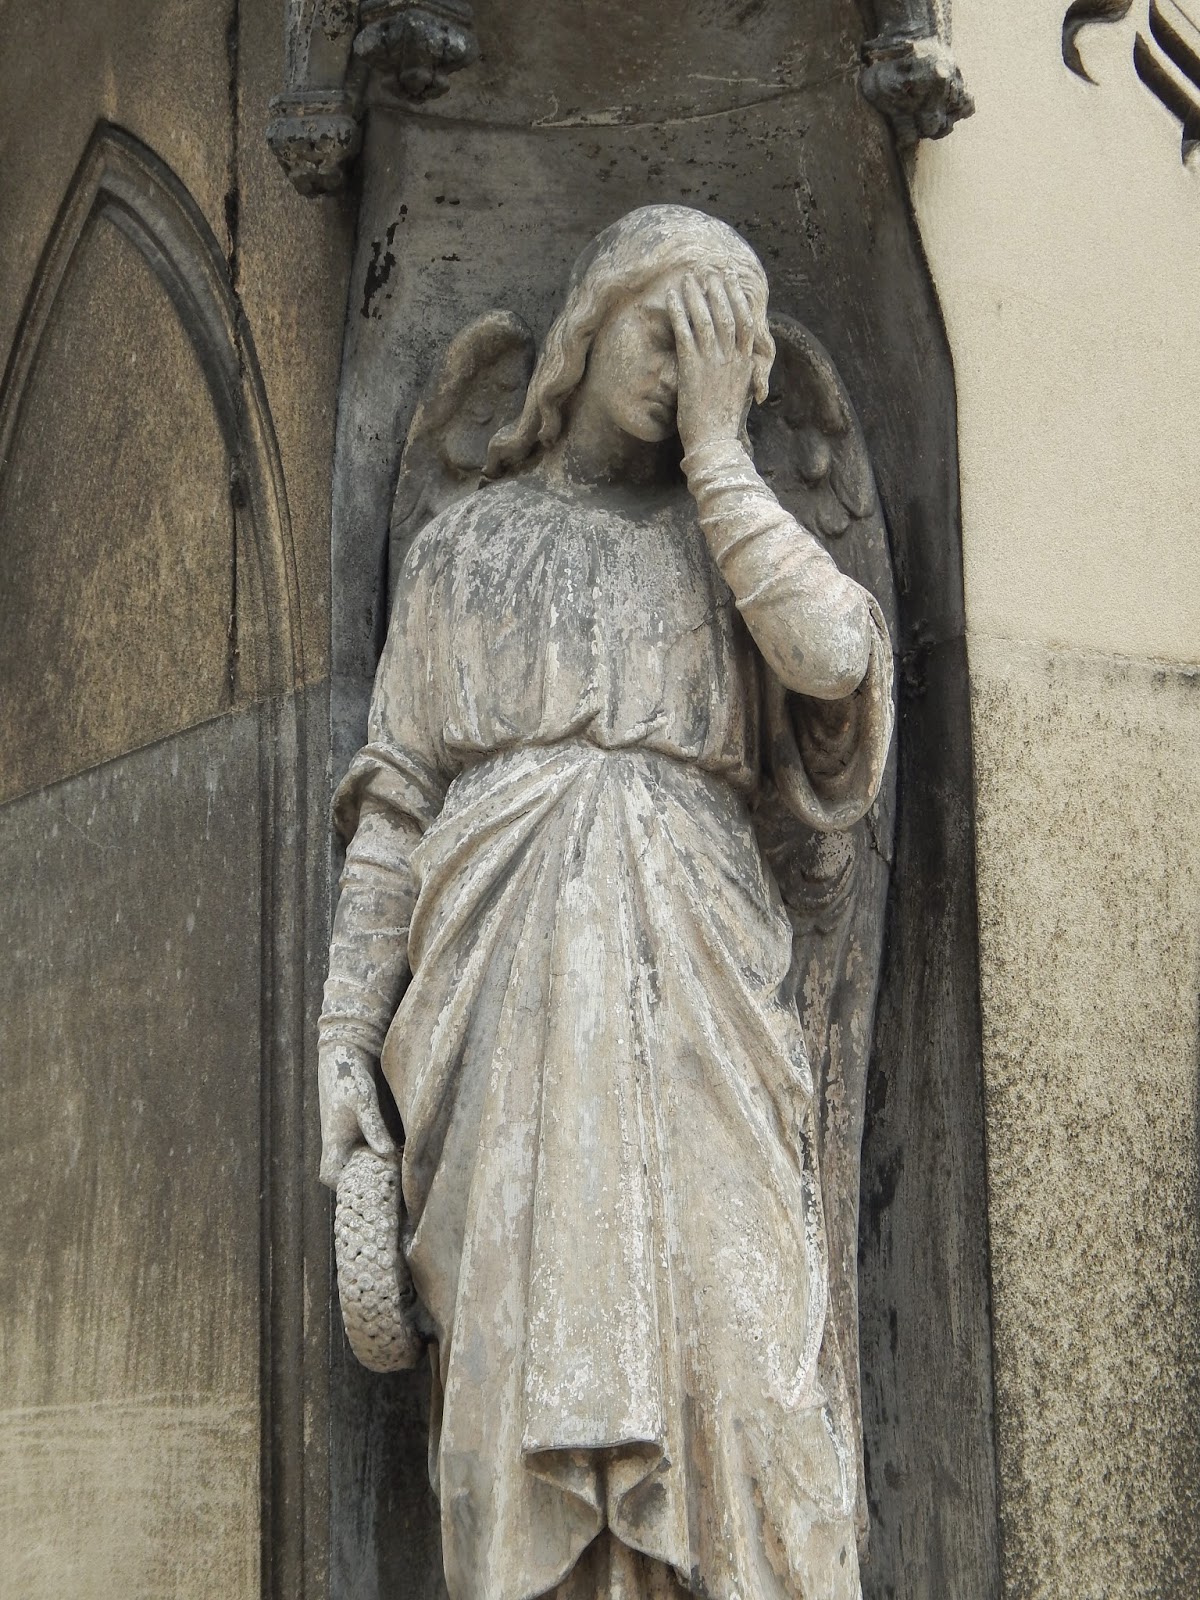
{"left": 353, "top": 0, "right": 479, "bottom": 101}
{"left": 859, "top": 1, "right": 975, "bottom": 145}
{"left": 267, "top": 88, "right": 363, "bottom": 198}
{"left": 267, "top": 0, "right": 479, "bottom": 195}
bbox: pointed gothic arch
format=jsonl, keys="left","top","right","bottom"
{"left": 0, "top": 122, "right": 316, "bottom": 1598}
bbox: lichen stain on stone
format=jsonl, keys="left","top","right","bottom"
{"left": 970, "top": 639, "right": 1200, "bottom": 1595}
{"left": 362, "top": 222, "right": 400, "bottom": 321}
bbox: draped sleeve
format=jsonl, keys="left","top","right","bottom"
{"left": 333, "top": 529, "right": 454, "bottom": 843}
{"left": 320, "top": 526, "right": 456, "bottom": 1060}
{"left": 681, "top": 438, "right": 894, "bottom": 832}
{"left": 763, "top": 595, "right": 893, "bottom": 832}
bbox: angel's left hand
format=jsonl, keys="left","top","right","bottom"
{"left": 666, "top": 273, "right": 756, "bottom": 457}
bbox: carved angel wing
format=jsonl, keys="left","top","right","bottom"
{"left": 749, "top": 313, "right": 899, "bottom": 1552}
{"left": 387, "top": 308, "right": 535, "bottom": 599}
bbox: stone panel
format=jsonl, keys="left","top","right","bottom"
{"left": 0, "top": 211, "right": 237, "bottom": 804}
{"left": 0, "top": 713, "right": 265, "bottom": 1592}
{"left": 0, "top": 6, "right": 340, "bottom": 1596}
{"left": 969, "top": 636, "right": 1200, "bottom": 1599}
{"left": 0, "top": 1400, "right": 258, "bottom": 1600}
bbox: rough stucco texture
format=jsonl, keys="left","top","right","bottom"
{"left": 910, "top": 0, "right": 1200, "bottom": 667}
{"left": 970, "top": 636, "right": 1200, "bottom": 1599}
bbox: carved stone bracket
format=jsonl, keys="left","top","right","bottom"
{"left": 859, "top": 0, "right": 975, "bottom": 146}
{"left": 354, "top": 0, "right": 479, "bottom": 99}
{"left": 268, "top": 0, "right": 479, "bottom": 195}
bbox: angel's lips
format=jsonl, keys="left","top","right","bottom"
{"left": 644, "top": 393, "right": 676, "bottom": 418}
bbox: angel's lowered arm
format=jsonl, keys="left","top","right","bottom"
{"left": 317, "top": 539, "right": 452, "bottom": 1188}
{"left": 321, "top": 804, "right": 420, "bottom": 1062}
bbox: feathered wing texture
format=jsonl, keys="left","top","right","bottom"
{"left": 387, "top": 309, "right": 535, "bottom": 601}
{"left": 749, "top": 313, "right": 899, "bottom": 1554}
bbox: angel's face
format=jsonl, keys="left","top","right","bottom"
{"left": 581, "top": 275, "right": 681, "bottom": 444}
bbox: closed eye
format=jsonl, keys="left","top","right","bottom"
{"left": 640, "top": 309, "right": 674, "bottom": 350}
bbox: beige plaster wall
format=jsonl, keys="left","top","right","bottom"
{"left": 909, "top": 4, "right": 1200, "bottom": 1594}
{"left": 911, "top": 1, "right": 1200, "bottom": 664}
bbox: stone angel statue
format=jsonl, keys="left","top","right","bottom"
{"left": 319, "top": 206, "right": 895, "bottom": 1600}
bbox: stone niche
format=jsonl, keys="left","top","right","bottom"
{"left": 318, "top": 3, "right": 999, "bottom": 1598}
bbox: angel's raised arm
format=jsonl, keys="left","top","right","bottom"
{"left": 683, "top": 311, "right": 895, "bottom": 832}
{"left": 682, "top": 437, "right": 876, "bottom": 700}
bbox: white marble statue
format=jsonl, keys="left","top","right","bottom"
{"left": 319, "top": 205, "right": 894, "bottom": 1600}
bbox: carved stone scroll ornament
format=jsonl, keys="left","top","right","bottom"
{"left": 1062, "top": 0, "right": 1135, "bottom": 81}
{"left": 319, "top": 206, "right": 897, "bottom": 1598}
{"left": 267, "top": 0, "right": 478, "bottom": 194}
{"left": 858, "top": 0, "right": 975, "bottom": 144}
{"left": 1063, "top": 0, "right": 1200, "bottom": 163}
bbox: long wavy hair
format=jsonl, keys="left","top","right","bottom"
{"left": 484, "top": 205, "right": 776, "bottom": 479}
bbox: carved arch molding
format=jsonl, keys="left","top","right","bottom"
{"left": 0, "top": 124, "right": 314, "bottom": 1599}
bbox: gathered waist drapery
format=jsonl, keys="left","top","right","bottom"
{"left": 377, "top": 738, "right": 860, "bottom": 1600}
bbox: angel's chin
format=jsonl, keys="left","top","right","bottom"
{"left": 631, "top": 406, "right": 676, "bottom": 443}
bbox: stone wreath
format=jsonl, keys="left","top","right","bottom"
{"left": 335, "top": 1146, "right": 424, "bottom": 1372}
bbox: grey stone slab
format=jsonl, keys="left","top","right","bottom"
{"left": 970, "top": 639, "right": 1200, "bottom": 1599}
{"left": 0, "top": 211, "right": 238, "bottom": 804}
{"left": 0, "top": 1399, "right": 259, "bottom": 1600}
{"left": 0, "top": 712, "right": 264, "bottom": 1586}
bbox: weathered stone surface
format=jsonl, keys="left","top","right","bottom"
{"left": 970, "top": 636, "right": 1200, "bottom": 1599}
{"left": 238, "top": 0, "right": 356, "bottom": 688}
{"left": 0, "top": 211, "right": 238, "bottom": 803}
{"left": 321, "top": 205, "right": 895, "bottom": 1600}
{"left": 858, "top": 631, "right": 998, "bottom": 1597}
{"left": 0, "top": 716, "right": 264, "bottom": 1593}
{"left": 329, "top": 8, "right": 999, "bottom": 1591}
{"left": 0, "top": 9, "right": 347, "bottom": 1588}
{"left": 0, "top": 1400, "right": 259, "bottom": 1600}
{"left": 0, "top": 6, "right": 1002, "bottom": 1599}
{"left": 0, "top": 0, "right": 233, "bottom": 373}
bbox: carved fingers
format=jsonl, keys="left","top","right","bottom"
{"left": 667, "top": 272, "right": 758, "bottom": 456}
{"left": 726, "top": 279, "right": 756, "bottom": 358}
{"left": 319, "top": 1042, "right": 398, "bottom": 1189}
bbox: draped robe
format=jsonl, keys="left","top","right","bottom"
{"left": 324, "top": 456, "right": 893, "bottom": 1600}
